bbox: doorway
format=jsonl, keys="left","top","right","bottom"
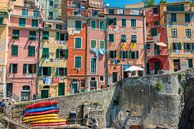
{"left": 6, "top": 83, "right": 13, "bottom": 97}
{"left": 154, "top": 61, "right": 161, "bottom": 74}
{"left": 58, "top": 83, "right": 65, "bottom": 96}
{"left": 41, "top": 90, "right": 49, "bottom": 98}
{"left": 173, "top": 59, "right": 181, "bottom": 71}
{"left": 72, "top": 80, "right": 78, "bottom": 94}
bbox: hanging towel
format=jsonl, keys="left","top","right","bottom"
{"left": 99, "top": 49, "right": 107, "bottom": 55}
{"left": 43, "top": 77, "right": 52, "bottom": 85}
{"left": 91, "top": 48, "right": 99, "bottom": 59}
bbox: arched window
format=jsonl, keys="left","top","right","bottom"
{"left": 23, "top": 85, "right": 30, "bottom": 91}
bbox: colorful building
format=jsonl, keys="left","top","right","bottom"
{"left": 0, "top": 0, "right": 9, "bottom": 98}
{"left": 105, "top": 7, "right": 146, "bottom": 85}
{"left": 144, "top": 5, "right": 169, "bottom": 74}
{"left": 6, "top": 0, "right": 41, "bottom": 101}
{"left": 37, "top": 0, "right": 68, "bottom": 98}
{"left": 160, "top": 2, "right": 194, "bottom": 72}
{"left": 86, "top": 1, "right": 107, "bottom": 90}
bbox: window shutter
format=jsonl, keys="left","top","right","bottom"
{"left": 192, "top": 43, "right": 194, "bottom": 50}
{"left": 48, "top": 67, "right": 52, "bottom": 76}
{"left": 126, "top": 51, "right": 128, "bottom": 58}
{"left": 136, "top": 51, "right": 139, "bottom": 59}
{"left": 178, "top": 43, "right": 182, "bottom": 50}
{"left": 56, "top": 32, "right": 60, "bottom": 40}
{"left": 64, "top": 68, "right": 67, "bottom": 76}
{"left": 106, "top": 18, "right": 110, "bottom": 26}
{"left": 38, "top": 67, "right": 42, "bottom": 76}
{"left": 65, "top": 49, "right": 68, "bottom": 59}
{"left": 23, "top": 64, "right": 27, "bottom": 74}
{"left": 65, "top": 33, "right": 69, "bottom": 41}
{"left": 129, "top": 51, "right": 132, "bottom": 59}
{"left": 56, "top": 49, "right": 60, "bottom": 58}
{"left": 56, "top": 68, "right": 59, "bottom": 76}
{"left": 113, "top": 18, "right": 117, "bottom": 25}
{"left": 9, "top": 64, "right": 13, "bottom": 73}
{"left": 34, "top": 65, "right": 36, "bottom": 73}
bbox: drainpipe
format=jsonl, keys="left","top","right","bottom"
{"left": 143, "top": 13, "right": 147, "bottom": 75}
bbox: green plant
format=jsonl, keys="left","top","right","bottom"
{"left": 153, "top": 82, "right": 163, "bottom": 92}
{"left": 190, "top": 0, "right": 194, "bottom": 6}
{"left": 160, "top": 0, "right": 166, "bottom": 3}
{"left": 178, "top": 87, "right": 183, "bottom": 95}
{"left": 145, "top": 0, "right": 155, "bottom": 7}
{"left": 178, "top": 73, "right": 183, "bottom": 81}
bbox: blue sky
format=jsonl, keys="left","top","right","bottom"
{"left": 104, "top": 0, "right": 178, "bottom": 7}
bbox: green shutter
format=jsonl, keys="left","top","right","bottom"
{"left": 91, "top": 20, "right": 96, "bottom": 29}
{"left": 38, "top": 67, "right": 42, "bottom": 76}
{"left": 33, "top": 10, "right": 39, "bottom": 17}
{"left": 91, "top": 58, "right": 96, "bottom": 73}
{"left": 56, "top": 68, "right": 59, "bottom": 76}
{"left": 106, "top": 18, "right": 110, "bottom": 25}
{"left": 192, "top": 43, "right": 194, "bottom": 50}
{"left": 28, "top": 46, "right": 35, "bottom": 56}
{"left": 113, "top": 18, "right": 117, "bottom": 25}
{"left": 129, "top": 51, "right": 132, "bottom": 59}
{"left": 11, "top": 45, "right": 18, "bottom": 56}
{"left": 23, "top": 64, "right": 27, "bottom": 74}
{"left": 91, "top": 40, "right": 96, "bottom": 48}
{"left": 100, "top": 41, "right": 105, "bottom": 49}
{"left": 42, "top": 48, "right": 49, "bottom": 58}
{"left": 65, "top": 33, "right": 69, "bottom": 41}
{"left": 0, "top": 18, "right": 3, "bottom": 25}
{"left": 19, "top": 18, "right": 26, "bottom": 26}
{"left": 22, "top": 9, "right": 28, "bottom": 16}
{"left": 75, "top": 21, "right": 81, "bottom": 31}
{"left": 178, "top": 43, "right": 182, "bottom": 50}
{"left": 122, "top": 19, "right": 126, "bottom": 27}
{"left": 100, "top": 21, "right": 105, "bottom": 30}
{"left": 29, "top": 31, "right": 36, "bottom": 40}
{"left": 42, "top": 31, "right": 49, "bottom": 40}
{"left": 12, "top": 30, "right": 19, "bottom": 39}
{"left": 75, "top": 57, "right": 81, "bottom": 68}
{"left": 56, "top": 49, "right": 60, "bottom": 58}
{"left": 48, "top": 67, "right": 52, "bottom": 76}
{"left": 64, "top": 68, "right": 67, "bottom": 76}
{"left": 75, "top": 38, "right": 81, "bottom": 48}
{"left": 56, "top": 32, "right": 60, "bottom": 40}
{"left": 32, "top": 19, "right": 38, "bottom": 27}
{"left": 9, "top": 64, "right": 13, "bottom": 73}
{"left": 65, "top": 49, "right": 68, "bottom": 59}
{"left": 136, "top": 51, "right": 139, "bottom": 59}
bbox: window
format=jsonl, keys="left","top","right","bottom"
{"left": 56, "top": 49, "right": 68, "bottom": 59}
{"left": 11, "top": 45, "right": 18, "bottom": 56}
{"left": 19, "top": 18, "right": 26, "bottom": 26}
{"left": 33, "top": 10, "right": 39, "bottom": 17}
{"left": 32, "top": 19, "right": 38, "bottom": 27}
{"left": 28, "top": 46, "right": 35, "bottom": 56}
{"left": 90, "top": 79, "right": 97, "bottom": 90}
{"left": 49, "top": 0, "right": 53, "bottom": 6}
{"left": 153, "top": 7, "right": 158, "bottom": 14}
{"left": 100, "top": 21, "right": 105, "bottom": 30}
{"left": 167, "top": 4, "right": 184, "bottom": 11}
{"left": 129, "top": 51, "right": 139, "bottom": 59}
{"left": 91, "top": 20, "right": 96, "bottom": 29}
{"left": 131, "top": 35, "right": 137, "bottom": 43}
{"left": 0, "top": 17, "right": 3, "bottom": 25}
{"left": 23, "top": 85, "right": 30, "bottom": 90}
{"left": 22, "top": 9, "right": 28, "bottom": 16}
{"left": 185, "top": 29, "right": 192, "bottom": 38}
{"left": 154, "top": 21, "right": 159, "bottom": 26}
{"left": 121, "top": 35, "right": 126, "bottom": 42}
{"left": 75, "top": 21, "right": 82, "bottom": 31}
{"left": 112, "top": 72, "right": 117, "bottom": 83}
{"left": 100, "top": 41, "right": 105, "bottom": 49}
{"left": 75, "top": 56, "right": 81, "bottom": 68}
{"left": 56, "top": 32, "right": 65, "bottom": 41}
{"left": 29, "top": 31, "right": 36, "bottom": 40}
{"left": 42, "top": 31, "right": 49, "bottom": 40}
{"left": 100, "top": 76, "right": 104, "bottom": 82}
{"left": 171, "top": 29, "right": 177, "bottom": 38}
{"left": 146, "top": 43, "right": 151, "bottom": 49}
{"left": 92, "top": 10, "right": 98, "bottom": 16}
{"left": 184, "top": 43, "right": 192, "bottom": 52}
{"left": 91, "top": 58, "right": 96, "bottom": 73}
{"left": 131, "top": 19, "right": 136, "bottom": 27}
{"left": 122, "top": 19, "right": 126, "bottom": 27}
{"left": 12, "top": 30, "right": 19, "bottom": 39}
{"left": 107, "top": 18, "right": 116, "bottom": 26}
{"left": 109, "top": 9, "right": 114, "bottom": 14}
{"left": 109, "top": 34, "right": 114, "bottom": 42}
{"left": 151, "top": 28, "right": 157, "bottom": 36}
{"left": 23, "top": 64, "right": 36, "bottom": 74}
{"left": 91, "top": 40, "right": 96, "bottom": 49}
{"left": 56, "top": 24, "right": 62, "bottom": 29}
{"left": 48, "top": 11, "right": 53, "bottom": 19}
{"left": 56, "top": 68, "right": 67, "bottom": 76}
{"left": 171, "top": 13, "right": 177, "bottom": 22}
{"left": 188, "top": 59, "right": 193, "bottom": 68}
{"left": 74, "top": 37, "right": 82, "bottom": 49}
{"left": 109, "top": 50, "right": 117, "bottom": 58}
{"left": 185, "top": 14, "right": 191, "bottom": 22}
{"left": 9, "top": 64, "right": 18, "bottom": 74}
{"left": 120, "top": 51, "right": 128, "bottom": 59}
{"left": 42, "top": 67, "right": 52, "bottom": 76}
{"left": 42, "top": 48, "right": 49, "bottom": 58}
{"left": 172, "top": 42, "right": 181, "bottom": 50}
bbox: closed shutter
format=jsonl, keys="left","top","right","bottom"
{"left": 91, "top": 40, "right": 96, "bottom": 48}
{"left": 56, "top": 49, "right": 60, "bottom": 58}
{"left": 64, "top": 49, "right": 68, "bottom": 59}
{"left": 75, "top": 57, "right": 81, "bottom": 68}
{"left": 11, "top": 45, "right": 18, "bottom": 56}
{"left": 56, "top": 68, "right": 59, "bottom": 76}
{"left": 192, "top": 43, "right": 194, "bottom": 50}
{"left": 32, "top": 19, "right": 38, "bottom": 27}
{"left": 42, "top": 48, "right": 49, "bottom": 58}
{"left": 122, "top": 19, "right": 126, "bottom": 27}
{"left": 12, "top": 30, "right": 19, "bottom": 39}
{"left": 136, "top": 51, "right": 139, "bottom": 59}
{"left": 129, "top": 51, "right": 132, "bottom": 59}
{"left": 113, "top": 18, "right": 117, "bottom": 25}
{"left": 19, "top": 18, "right": 26, "bottom": 26}
{"left": 28, "top": 46, "right": 35, "bottom": 56}
{"left": 56, "top": 32, "right": 60, "bottom": 40}
{"left": 65, "top": 33, "right": 69, "bottom": 41}
{"left": 75, "top": 38, "right": 81, "bottom": 48}
{"left": 64, "top": 68, "right": 67, "bottom": 76}
{"left": 48, "top": 67, "right": 52, "bottom": 76}
{"left": 106, "top": 18, "right": 110, "bottom": 26}
{"left": 91, "top": 58, "right": 96, "bottom": 73}
{"left": 100, "top": 21, "right": 105, "bottom": 30}
{"left": 178, "top": 43, "right": 182, "bottom": 50}
{"left": 23, "top": 64, "right": 27, "bottom": 74}
{"left": 75, "top": 21, "right": 81, "bottom": 31}
{"left": 0, "top": 18, "right": 3, "bottom": 25}
{"left": 38, "top": 67, "right": 42, "bottom": 76}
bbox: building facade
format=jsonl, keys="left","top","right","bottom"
{"left": 144, "top": 6, "right": 169, "bottom": 74}
{"left": 161, "top": 2, "right": 194, "bottom": 72}
{"left": 6, "top": 0, "right": 41, "bottom": 101}
{"left": 105, "top": 7, "right": 146, "bottom": 85}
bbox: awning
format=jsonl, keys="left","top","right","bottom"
{"left": 124, "top": 66, "right": 144, "bottom": 72}
{"left": 156, "top": 42, "right": 167, "bottom": 47}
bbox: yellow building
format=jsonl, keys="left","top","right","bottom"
{"left": 38, "top": 20, "right": 68, "bottom": 98}
{"left": 161, "top": 2, "right": 194, "bottom": 72}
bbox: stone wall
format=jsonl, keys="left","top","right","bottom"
{"left": 12, "top": 68, "right": 194, "bottom": 129}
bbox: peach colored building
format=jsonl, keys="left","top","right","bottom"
{"left": 105, "top": 7, "right": 146, "bottom": 85}
{"left": 6, "top": 0, "right": 41, "bottom": 101}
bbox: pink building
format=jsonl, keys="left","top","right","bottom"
{"left": 6, "top": 1, "right": 41, "bottom": 101}
{"left": 105, "top": 7, "right": 146, "bottom": 84}
{"left": 86, "top": 17, "right": 107, "bottom": 90}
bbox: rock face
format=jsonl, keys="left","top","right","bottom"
{"left": 11, "top": 69, "right": 194, "bottom": 129}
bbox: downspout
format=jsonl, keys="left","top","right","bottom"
{"left": 105, "top": 15, "right": 108, "bottom": 86}
{"left": 143, "top": 12, "right": 147, "bottom": 75}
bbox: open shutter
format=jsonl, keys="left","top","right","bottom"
{"left": 192, "top": 43, "right": 194, "bottom": 50}
{"left": 65, "top": 49, "right": 68, "bottom": 59}
{"left": 56, "top": 32, "right": 60, "bottom": 40}
{"left": 129, "top": 51, "right": 132, "bottom": 59}
{"left": 56, "top": 68, "right": 59, "bottom": 76}
{"left": 136, "top": 51, "right": 139, "bottom": 59}
{"left": 48, "top": 67, "right": 52, "bottom": 76}
{"left": 106, "top": 18, "right": 110, "bottom": 26}
{"left": 56, "top": 49, "right": 60, "bottom": 58}
{"left": 64, "top": 68, "right": 67, "bottom": 76}
{"left": 65, "top": 33, "right": 69, "bottom": 41}
{"left": 38, "top": 67, "right": 42, "bottom": 76}
{"left": 113, "top": 18, "right": 117, "bottom": 25}
{"left": 23, "top": 64, "right": 27, "bottom": 74}
{"left": 9, "top": 64, "right": 13, "bottom": 73}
